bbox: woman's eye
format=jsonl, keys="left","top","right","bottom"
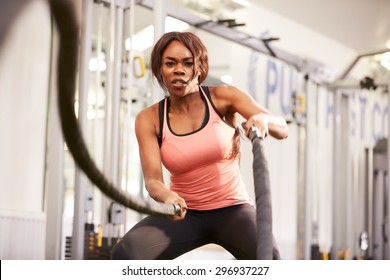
{"left": 185, "top": 62, "right": 193, "bottom": 67}
{"left": 165, "top": 62, "right": 174, "bottom": 67}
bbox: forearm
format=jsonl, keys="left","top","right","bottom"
{"left": 268, "top": 115, "right": 288, "bottom": 139}
{"left": 244, "top": 112, "right": 288, "bottom": 140}
{"left": 145, "top": 179, "right": 173, "bottom": 203}
{"left": 145, "top": 178, "right": 188, "bottom": 220}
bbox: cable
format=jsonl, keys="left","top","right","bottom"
{"left": 49, "top": 0, "right": 180, "bottom": 217}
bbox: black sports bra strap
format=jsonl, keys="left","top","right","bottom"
{"left": 157, "top": 98, "right": 165, "bottom": 147}
{"left": 200, "top": 85, "right": 211, "bottom": 100}
{"left": 200, "top": 85, "right": 224, "bottom": 120}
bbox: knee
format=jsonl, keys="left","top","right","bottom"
{"left": 111, "top": 240, "right": 126, "bottom": 260}
{"left": 111, "top": 239, "right": 138, "bottom": 260}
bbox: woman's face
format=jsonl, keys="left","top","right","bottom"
{"left": 160, "top": 40, "right": 199, "bottom": 95}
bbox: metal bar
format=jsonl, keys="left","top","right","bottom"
{"left": 111, "top": 4, "right": 124, "bottom": 187}
{"left": 387, "top": 80, "right": 390, "bottom": 259}
{"left": 337, "top": 49, "right": 390, "bottom": 81}
{"left": 151, "top": 0, "right": 166, "bottom": 103}
{"left": 343, "top": 93, "right": 353, "bottom": 259}
{"left": 91, "top": 0, "right": 104, "bottom": 225}
{"left": 101, "top": 0, "right": 125, "bottom": 240}
{"left": 296, "top": 74, "right": 307, "bottom": 259}
{"left": 333, "top": 81, "right": 389, "bottom": 89}
{"left": 136, "top": 0, "right": 328, "bottom": 81}
{"left": 108, "top": 3, "right": 125, "bottom": 235}
{"left": 303, "top": 78, "right": 312, "bottom": 259}
{"left": 365, "top": 147, "right": 373, "bottom": 258}
{"left": 45, "top": 26, "right": 64, "bottom": 260}
{"left": 101, "top": 0, "right": 117, "bottom": 234}
{"left": 71, "top": 0, "right": 94, "bottom": 260}
{"left": 262, "top": 39, "right": 278, "bottom": 57}
{"left": 123, "top": 0, "right": 136, "bottom": 236}
{"left": 99, "top": 0, "right": 128, "bottom": 8}
{"left": 332, "top": 90, "right": 342, "bottom": 259}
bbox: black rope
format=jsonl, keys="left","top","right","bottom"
{"left": 248, "top": 126, "right": 281, "bottom": 260}
{"left": 49, "top": 0, "right": 180, "bottom": 217}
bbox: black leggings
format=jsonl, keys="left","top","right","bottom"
{"left": 111, "top": 204, "right": 280, "bottom": 260}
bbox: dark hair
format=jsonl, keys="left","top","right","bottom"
{"left": 150, "top": 32, "right": 209, "bottom": 91}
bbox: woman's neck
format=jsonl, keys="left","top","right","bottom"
{"left": 168, "top": 86, "right": 201, "bottom": 113}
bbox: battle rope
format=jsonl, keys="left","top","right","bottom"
{"left": 49, "top": 0, "right": 180, "bottom": 217}
{"left": 248, "top": 126, "right": 281, "bottom": 260}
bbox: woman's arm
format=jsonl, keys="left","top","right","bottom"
{"left": 213, "top": 85, "right": 288, "bottom": 139}
{"left": 135, "top": 106, "right": 187, "bottom": 220}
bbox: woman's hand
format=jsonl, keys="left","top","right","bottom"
{"left": 243, "top": 113, "right": 270, "bottom": 139}
{"left": 164, "top": 191, "right": 187, "bottom": 221}
{"left": 243, "top": 112, "right": 288, "bottom": 140}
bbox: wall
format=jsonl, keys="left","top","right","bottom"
{"left": 0, "top": 0, "right": 51, "bottom": 212}
{"left": 235, "top": 3, "right": 356, "bottom": 79}
{"left": 0, "top": 0, "right": 51, "bottom": 260}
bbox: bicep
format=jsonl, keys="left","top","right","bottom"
{"left": 221, "top": 86, "right": 288, "bottom": 139}
{"left": 220, "top": 85, "right": 271, "bottom": 119}
{"left": 135, "top": 112, "right": 164, "bottom": 185}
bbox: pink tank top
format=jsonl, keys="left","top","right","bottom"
{"left": 160, "top": 86, "right": 251, "bottom": 210}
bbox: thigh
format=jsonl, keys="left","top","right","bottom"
{"left": 112, "top": 211, "right": 206, "bottom": 260}
{"left": 207, "top": 204, "right": 257, "bottom": 260}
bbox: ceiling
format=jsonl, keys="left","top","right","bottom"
{"left": 251, "top": 0, "right": 390, "bottom": 53}
{"left": 165, "top": 0, "right": 390, "bottom": 81}
{"left": 108, "top": 0, "right": 390, "bottom": 81}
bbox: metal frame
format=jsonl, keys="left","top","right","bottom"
{"left": 337, "top": 49, "right": 390, "bottom": 81}
{"left": 100, "top": 0, "right": 125, "bottom": 240}
{"left": 134, "top": 0, "right": 330, "bottom": 82}
{"left": 45, "top": 25, "right": 65, "bottom": 260}
{"left": 71, "top": 0, "right": 94, "bottom": 260}
{"left": 387, "top": 80, "right": 390, "bottom": 258}
{"left": 66, "top": 0, "right": 390, "bottom": 260}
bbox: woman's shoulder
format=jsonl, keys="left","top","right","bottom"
{"left": 135, "top": 101, "right": 161, "bottom": 131}
{"left": 207, "top": 84, "right": 242, "bottom": 102}
{"left": 137, "top": 102, "right": 157, "bottom": 117}
{"left": 208, "top": 84, "right": 240, "bottom": 94}
{"left": 203, "top": 85, "right": 238, "bottom": 117}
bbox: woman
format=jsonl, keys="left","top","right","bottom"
{"left": 112, "top": 31, "right": 288, "bottom": 260}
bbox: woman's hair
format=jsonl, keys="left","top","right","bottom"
{"left": 150, "top": 32, "right": 209, "bottom": 91}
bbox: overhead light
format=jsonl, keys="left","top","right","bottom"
{"left": 374, "top": 52, "right": 390, "bottom": 71}
{"left": 89, "top": 52, "right": 106, "bottom": 72}
{"left": 381, "top": 60, "right": 390, "bottom": 71}
{"left": 125, "top": 25, "right": 154, "bottom": 52}
{"left": 125, "top": 17, "right": 189, "bottom": 52}
{"left": 220, "top": 74, "right": 233, "bottom": 84}
{"left": 87, "top": 107, "right": 105, "bottom": 120}
{"left": 231, "top": 0, "right": 251, "bottom": 8}
{"left": 165, "top": 16, "right": 190, "bottom": 32}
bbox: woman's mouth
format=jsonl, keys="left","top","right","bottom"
{"left": 172, "top": 79, "right": 187, "bottom": 86}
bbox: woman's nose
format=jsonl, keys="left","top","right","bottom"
{"left": 174, "top": 63, "right": 184, "bottom": 74}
